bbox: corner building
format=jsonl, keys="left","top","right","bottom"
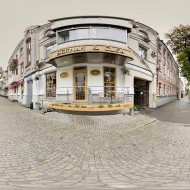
{"left": 7, "top": 16, "right": 180, "bottom": 109}
{"left": 43, "top": 16, "right": 159, "bottom": 108}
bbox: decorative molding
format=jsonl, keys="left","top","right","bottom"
{"left": 60, "top": 72, "right": 69, "bottom": 78}
{"left": 90, "top": 70, "right": 100, "bottom": 76}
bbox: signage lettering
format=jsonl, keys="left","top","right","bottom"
{"left": 51, "top": 45, "right": 133, "bottom": 60}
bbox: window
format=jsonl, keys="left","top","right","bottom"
{"left": 20, "top": 47, "right": 23, "bottom": 57}
{"left": 21, "top": 62, "right": 24, "bottom": 74}
{"left": 139, "top": 45, "right": 147, "bottom": 59}
{"left": 158, "top": 44, "right": 162, "bottom": 54}
{"left": 163, "top": 48, "right": 166, "bottom": 59}
{"left": 26, "top": 39, "right": 31, "bottom": 50}
{"left": 77, "top": 28, "right": 89, "bottom": 39}
{"left": 163, "top": 64, "right": 166, "bottom": 75}
{"left": 159, "top": 83, "right": 161, "bottom": 95}
{"left": 163, "top": 84, "right": 166, "bottom": 95}
{"left": 110, "top": 28, "right": 126, "bottom": 42}
{"left": 15, "top": 68, "right": 18, "bottom": 75}
{"left": 104, "top": 67, "right": 116, "bottom": 98}
{"left": 57, "top": 26, "right": 127, "bottom": 44}
{"left": 26, "top": 38, "right": 31, "bottom": 66}
{"left": 46, "top": 72, "right": 56, "bottom": 97}
{"left": 46, "top": 43, "right": 56, "bottom": 58}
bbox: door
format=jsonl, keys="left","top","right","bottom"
{"left": 27, "top": 80, "right": 33, "bottom": 106}
{"left": 74, "top": 67, "right": 87, "bottom": 102}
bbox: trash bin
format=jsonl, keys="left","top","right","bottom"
{"left": 30, "top": 102, "right": 33, "bottom": 109}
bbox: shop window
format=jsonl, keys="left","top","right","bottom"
{"left": 46, "top": 72, "right": 56, "bottom": 97}
{"left": 104, "top": 67, "right": 115, "bottom": 98}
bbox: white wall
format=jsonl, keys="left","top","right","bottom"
{"left": 87, "top": 65, "right": 103, "bottom": 93}
{"left": 57, "top": 66, "right": 73, "bottom": 95}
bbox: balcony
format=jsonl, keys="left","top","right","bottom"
{"left": 9, "top": 59, "right": 18, "bottom": 71}
{"left": 8, "top": 75, "right": 18, "bottom": 85}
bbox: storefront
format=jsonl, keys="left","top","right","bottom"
{"left": 48, "top": 44, "right": 134, "bottom": 104}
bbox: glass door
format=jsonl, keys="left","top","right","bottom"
{"left": 74, "top": 67, "right": 87, "bottom": 102}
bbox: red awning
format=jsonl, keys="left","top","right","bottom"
{"left": 18, "top": 79, "right": 24, "bottom": 85}
{"left": 9, "top": 79, "right": 24, "bottom": 89}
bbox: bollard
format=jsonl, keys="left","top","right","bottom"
{"left": 129, "top": 108, "right": 134, "bottom": 116}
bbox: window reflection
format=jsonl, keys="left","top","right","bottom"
{"left": 57, "top": 26, "right": 127, "bottom": 44}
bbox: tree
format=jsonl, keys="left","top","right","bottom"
{"left": 165, "top": 25, "right": 190, "bottom": 82}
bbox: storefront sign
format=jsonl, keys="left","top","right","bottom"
{"left": 50, "top": 45, "right": 133, "bottom": 60}
{"left": 90, "top": 70, "right": 100, "bottom": 76}
{"left": 60, "top": 72, "right": 69, "bottom": 78}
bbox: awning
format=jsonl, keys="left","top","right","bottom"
{"left": 8, "top": 79, "right": 24, "bottom": 89}
{"left": 18, "top": 79, "right": 24, "bottom": 85}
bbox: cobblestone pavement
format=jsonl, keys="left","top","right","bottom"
{"left": 1, "top": 97, "right": 190, "bottom": 190}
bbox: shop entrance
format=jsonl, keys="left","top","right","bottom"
{"left": 73, "top": 67, "right": 87, "bottom": 102}
{"left": 134, "top": 78, "right": 149, "bottom": 109}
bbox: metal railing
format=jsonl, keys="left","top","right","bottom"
{"left": 55, "top": 86, "right": 133, "bottom": 105}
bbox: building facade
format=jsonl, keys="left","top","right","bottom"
{"left": 5, "top": 16, "right": 180, "bottom": 110}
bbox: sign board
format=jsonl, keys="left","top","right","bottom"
{"left": 50, "top": 44, "right": 133, "bottom": 60}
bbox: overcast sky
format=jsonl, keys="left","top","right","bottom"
{"left": 0, "top": 0, "right": 190, "bottom": 70}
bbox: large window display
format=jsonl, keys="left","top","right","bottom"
{"left": 57, "top": 25, "right": 127, "bottom": 44}
{"left": 46, "top": 72, "right": 56, "bottom": 97}
{"left": 104, "top": 67, "right": 116, "bottom": 98}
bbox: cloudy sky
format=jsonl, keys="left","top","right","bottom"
{"left": 0, "top": 0, "right": 190, "bottom": 70}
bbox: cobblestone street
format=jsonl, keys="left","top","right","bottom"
{"left": 1, "top": 97, "right": 190, "bottom": 190}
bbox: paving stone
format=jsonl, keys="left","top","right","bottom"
{"left": 1, "top": 97, "right": 190, "bottom": 189}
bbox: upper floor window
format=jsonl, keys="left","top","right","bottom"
{"left": 57, "top": 25, "right": 127, "bottom": 44}
{"left": 163, "top": 48, "right": 166, "bottom": 59}
{"left": 139, "top": 45, "right": 147, "bottom": 59}
{"left": 15, "top": 68, "right": 18, "bottom": 75}
{"left": 20, "top": 47, "right": 23, "bottom": 57}
{"left": 26, "top": 38, "right": 31, "bottom": 50}
{"left": 20, "top": 62, "right": 24, "bottom": 74}
{"left": 159, "top": 83, "right": 161, "bottom": 95}
{"left": 158, "top": 44, "right": 162, "bottom": 54}
{"left": 45, "top": 43, "right": 56, "bottom": 58}
{"left": 26, "top": 38, "right": 31, "bottom": 66}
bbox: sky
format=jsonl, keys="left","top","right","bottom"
{"left": 0, "top": 0, "right": 190, "bottom": 70}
